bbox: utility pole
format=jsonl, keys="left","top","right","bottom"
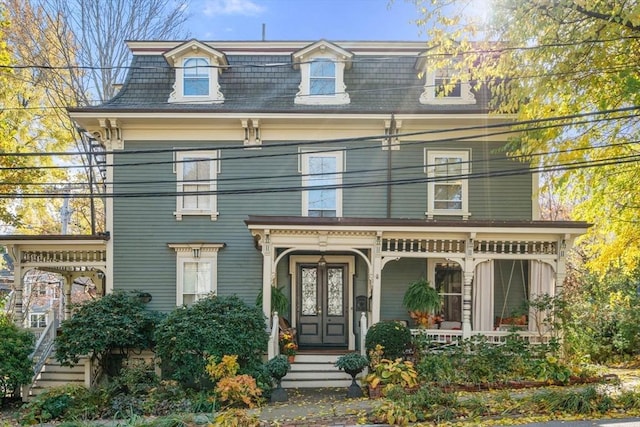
{"left": 60, "top": 185, "right": 72, "bottom": 235}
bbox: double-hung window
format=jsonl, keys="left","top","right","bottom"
{"left": 174, "top": 150, "right": 218, "bottom": 220}
{"left": 169, "top": 244, "right": 224, "bottom": 306}
{"left": 434, "top": 65, "right": 462, "bottom": 98}
{"left": 300, "top": 150, "right": 343, "bottom": 217}
{"left": 29, "top": 313, "right": 46, "bottom": 328}
{"left": 183, "top": 58, "right": 210, "bottom": 96}
{"left": 310, "top": 59, "right": 336, "bottom": 96}
{"left": 425, "top": 150, "right": 470, "bottom": 219}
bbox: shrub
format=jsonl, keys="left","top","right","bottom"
{"left": 54, "top": 291, "right": 161, "bottom": 377}
{"left": 365, "top": 321, "right": 411, "bottom": 360}
{"left": 0, "top": 314, "right": 34, "bottom": 401}
{"left": 155, "top": 295, "right": 268, "bottom": 388}
{"left": 19, "top": 384, "right": 100, "bottom": 424}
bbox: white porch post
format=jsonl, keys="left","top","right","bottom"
{"left": 462, "top": 270, "right": 473, "bottom": 338}
{"left": 371, "top": 256, "right": 382, "bottom": 325}
{"left": 555, "top": 237, "right": 567, "bottom": 295}
{"left": 63, "top": 273, "right": 73, "bottom": 321}
{"left": 261, "top": 230, "right": 273, "bottom": 319}
{"left": 371, "top": 234, "right": 383, "bottom": 325}
{"left": 10, "top": 246, "right": 24, "bottom": 326}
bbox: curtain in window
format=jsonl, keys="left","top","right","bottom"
{"left": 473, "top": 260, "right": 494, "bottom": 331}
{"left": 528, "top": 260, "right": 555, "bottom": 332}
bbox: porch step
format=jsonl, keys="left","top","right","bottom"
{"left": 26, "top": 358, "right": 86, "bottom": 400}
{"left": 281, "top": 354, "right": 362, "bottom": 389}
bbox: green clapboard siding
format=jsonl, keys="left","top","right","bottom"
{"left": 380, "top": 258, "right": 428, "bottom": 323}
{"left": 113, "top": 138, "right": 533, "bottom": 313}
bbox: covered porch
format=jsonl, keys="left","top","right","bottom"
{"left": 245, "top": 216, "right": 589, "bottom": 359}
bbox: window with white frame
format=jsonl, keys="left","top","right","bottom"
{"left": 29, "top": 313, "right": 46, "bottom": 328}
{"left": 183, "top": 58, "right": 210, "bottom": 96}
{"left": 434, "top": 262, "right": 462, "bottom": 323}
{"left": 419, "top": 60, "right": 476, "bottom": 105}
{"left": 174, "top": 150, "right": 218, "bottom": 220}
{"left": 293, "top": 41, "right": 352, "bottom": 105}
{"left": 310, "top": 59, "right": 336, "bottom": 95}
{"left": 164, "top": 40, "right": 227, "bottom": 104}
{"left": 168, "top": 243, "right": 224, "bottom": 306}
{"left": 300, "top": 150, "right": 343, "bottom": 217}
{"left": 425, "top": 150, "right": 470, "bottom": 218}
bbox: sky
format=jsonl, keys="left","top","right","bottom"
{"left": 186, "top": 0, "right": 429, "bottom": 41}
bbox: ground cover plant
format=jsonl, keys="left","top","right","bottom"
{"left": 413, "top": 333, "right": 589, "bottom": 388}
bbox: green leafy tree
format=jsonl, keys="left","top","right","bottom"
{"left": 54, "top": 291, "right": 161, "bottom": 376}
{"left": 0, "top": 313, "right": 34, "bottom": 400}
{"left": 413, "top": 0, "right": 640, "bottom": 275}
{"left": 155, "top": 295, "right": 268, "bottom": 388}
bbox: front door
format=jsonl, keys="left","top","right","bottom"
{"left": 297, "top": 263, "right": 348, "bottom": 348}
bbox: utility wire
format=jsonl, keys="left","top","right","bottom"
{"left": 2, "top": 151, "right": 639, "bottom": 199}
{"left": 2, "top": 105, "right": 638, "bottom": 161}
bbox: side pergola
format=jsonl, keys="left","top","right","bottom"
{"left": 0, "top": 235, "right": 109, "bottom": 326}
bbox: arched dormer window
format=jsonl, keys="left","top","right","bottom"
{"left": 183, "top": 58, "right": 210, "bottom": 96}
{"left": 293, "top": 40, "right": 353, "bottom": 105}
{"left": 164, "top": 40, "right": 227, "bottom": 104}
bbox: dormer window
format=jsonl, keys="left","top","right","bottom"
{"left": 164, "top": 40, "right": 227, "bottom": 104}
{"left": 416, "top": 54, "right": 476, "bottom": 105}
{"left": 293, "top": 40, "right": 353, "bottom": 105}
{"left": 310, "top": 59, "right": 335, "bottom": 95}
{"left": 183, "top": 58, "right": 210, "bottom": 96}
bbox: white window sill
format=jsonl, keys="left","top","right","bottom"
{"left": 174, "top": 211, "right": 219, "bottom": 221}
{"left": 295, "top": 94, "right": 350, "bottom": 105}
{"left": 425, "top": 211, "right": 470, "bottom": 220}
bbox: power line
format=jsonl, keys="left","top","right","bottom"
{"left": 2, "top": 150, "right": 639, "bottom": 199}
{"left": 2, "top": 105, "right": 638, "bottom": 161}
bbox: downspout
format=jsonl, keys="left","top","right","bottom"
{"left": 386, "top": 114, "right": 396, "bottom": 218}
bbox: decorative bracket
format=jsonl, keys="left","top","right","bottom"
{"left": 383, "top": 119, "right": 401, "bottom": 150}
{"left": 242, "top": 119, "right": 261, "bottom": 148}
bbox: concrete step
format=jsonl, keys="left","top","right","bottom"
{"left": 281, "top": 353, "right": 365, "bottom": 389}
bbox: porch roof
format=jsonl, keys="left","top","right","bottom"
{"left": 245, "top": 215, "right": 591, "bottom": 233}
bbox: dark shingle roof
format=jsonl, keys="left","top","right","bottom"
{"left": 88, "top": 49, "right": 491, "bottom": 114}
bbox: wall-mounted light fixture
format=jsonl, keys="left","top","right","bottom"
{"left": 138, "top": 292, "right": 152, "bottom": 304}
{"left": 318, "top": 255, "right": 327, "bottom": 268}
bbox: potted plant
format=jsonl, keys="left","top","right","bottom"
{"left": 256, "top": 285, "right": 290, "bottom": 317}
{"left": 335, "top": 352, "right": 368, "bottom": 398}
{"left": 279, "top": 331, "right": 298, "bottom": 362}
{"left": 402, "top": 279, "right": 442, "bottom": 327}
{"left": 265, "top": 354, "right": 291, "bottom": 402}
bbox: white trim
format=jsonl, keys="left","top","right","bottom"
{"left": 174, "top": 150, "right": 219, "bottom": 220}
{"left": 168, "top": 243, "right": 224, "bottom": 306}
{"left": 295, "top": 50, "right": 350, "bottom": 105}
{"left": 289, "top": 254, "right": 356, "bottom": 350}
{"left": 425, "top": 149, "right": 470, "bottom": 219}
{"left": 299, "top": 149, "right": 344, "bottom": 217}
{"left": 168, "top": 55, "right": 224, "bottom": 104}
{"left": 419, "top": 63, "right": 476, "bottom": 105}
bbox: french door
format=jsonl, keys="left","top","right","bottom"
{"left": 297, "top": 263, "right": 348, "bottom": 348}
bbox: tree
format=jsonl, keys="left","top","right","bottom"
{"left": 0, "top": 0, "right": 189, "bottom": 233}
{"left": 413, "top": 0, "right": 640, "bottom": 275}
{"left": 0, "top": 8, "right": 70, "bottom": 229}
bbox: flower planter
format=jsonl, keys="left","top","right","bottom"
{"left": 287, "top": 355, "right": 295, "bottom": 363}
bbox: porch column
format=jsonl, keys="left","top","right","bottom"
{"left": 555, "top": 237, "right": 567, "bottom": 295}
{"left": 13, "top": 268, "right": 24, "bottom": 326}
{"left": 261, "top": 230, "right": 273, "bottom": 319}
{"left": 62, "top": 273, "right": 73, "bottom": 321}
{"left": 371, "top": 254, "right": 382, "bottom": 325}
{"left": 462, "top": 270, "right": 473, "bottom": 338}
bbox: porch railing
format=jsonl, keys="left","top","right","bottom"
{"left": 22, "top": 309, "right": 59, "bottom": 398}
{"left": 268, "top": 312, "right": 280, "bottom": 360}
{"left": 410, "top": 328, "right": 552, "bottom": 345}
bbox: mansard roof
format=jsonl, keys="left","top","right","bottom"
{"left": 70, "top": 40, "right": 491, "bottom": 114}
